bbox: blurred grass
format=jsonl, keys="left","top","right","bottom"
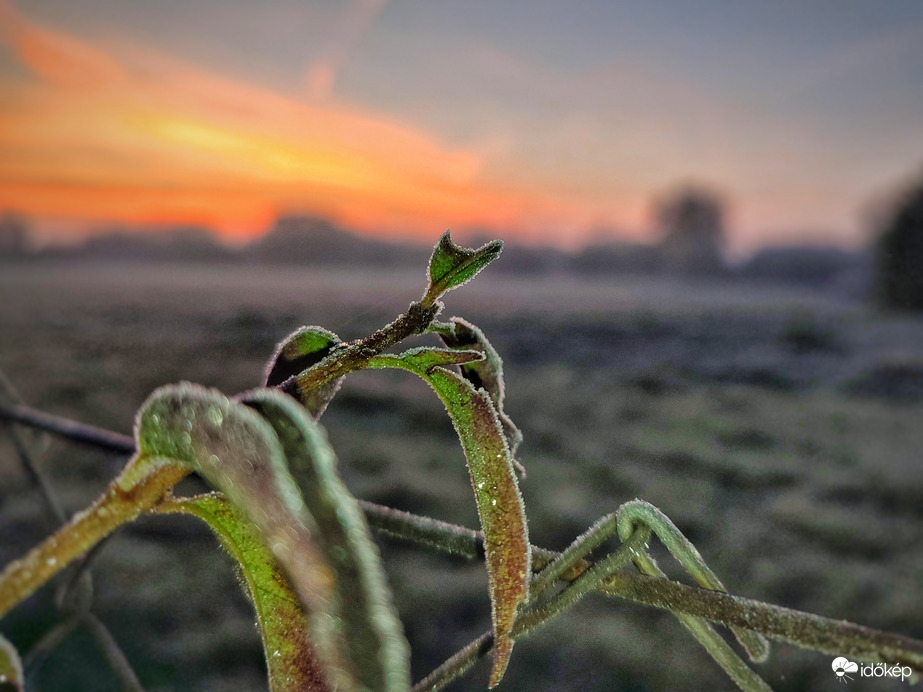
{"left": 1, "top": 262, "right": 921, "bottom": 690}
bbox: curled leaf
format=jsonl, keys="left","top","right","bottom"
{"left": 243, "top": 389, "right": 411, "bottom": 692}
{"left": 369, "top": 349, "right": 530, "bottom": 687}
{"left": 265, "top": 326, "right": 344, "bottom": 419}
{"left": 616, "top": 500, "right": 770, "bottom": 664}
{"left": 156, "top": 493, "right": 330, "bottom": 692}
{"left": 136, "top": 384, "right": 355, "bottom": 691}
{"left": 434, "top": 317, "right": 524, "bottom": 460}
{"left": 425, "top": 231, "right": 503, "bottom": 305}
{"left": 0, "top": 633, "right": 23, "bottom": 692}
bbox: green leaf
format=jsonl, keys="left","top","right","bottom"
{"left": 425, "top": 231, "right": 503, "bottom": 304}
{"left": 264, "top": 326, "right": 344, "bottom": 419}
{"left": 0, "top": 633, "right": 23, "bottom": 692}
{"left": 243, "top": 389, "right": 411, "bottom": 692}
{"left": 379, "top": 345, "right": 484, "bottom": 370}
{"left": 157, "top": 493, "right": 331, "bottom": 692}
{"left": 135, "top": 383, "right": 356, "bottom": 691}
{"left": 368, "top": 350, "right": 530, "bottom": 688}
{"left": 434, "top": 317, "right": 523, "bottom": 459}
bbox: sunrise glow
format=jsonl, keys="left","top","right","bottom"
{"left": 1, "top": 0, "right": 921, "bottom": 250}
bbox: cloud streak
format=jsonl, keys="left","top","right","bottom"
{"left": 0, "top": 0, "right": 572, "bottom": 241}
{"left": 0, "top": 0, "right": 127, "bottom": 89}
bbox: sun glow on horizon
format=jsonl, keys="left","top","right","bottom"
{"left": 3, "top": 0, "right": 919, "bottom": 252}
{"left": 0, "top": 0, "right": 593, "bottom": 244}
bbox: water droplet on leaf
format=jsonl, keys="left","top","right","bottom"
{"left": 207, "top": 407, "right": 224, "bottom": 426}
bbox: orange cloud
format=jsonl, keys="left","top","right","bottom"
{"left": 0, "top": 180, "right": 276, "bottom": 240}
{"left": 0, "top": 2, "right": 576, "bottom": 242}
{"left": 0, "top": 0, "right": 128, "bottom": 89}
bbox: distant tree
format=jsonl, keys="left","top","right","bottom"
{"left": 874, "top": 172, "right": 923, "bottom": 311}
{"left": 654, "top": 185, "right": 726, "bottom": 275}
{"left": 0, "top": 213, "right": 29, "bottom": 257}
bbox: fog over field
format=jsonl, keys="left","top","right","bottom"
{"left": 1, "top": 260, "right": 921, "bottom": 691}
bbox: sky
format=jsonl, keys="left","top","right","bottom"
{"left": 1, "top": 0, "right": 922, "bottom": 253}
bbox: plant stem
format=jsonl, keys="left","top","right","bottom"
{"left": 0, "top": 301, "right": 442, "bottom": 455}
{"left": 0, "top": 463, "right": 188, "bottom": 618}
{"left": 617, "top": 500, "right": 769, "bottom": 662}
{"left": 281, "top": 301, "right": 442, "bottom": 401}
{"left": 0, "top": 401, "right": 133, "bottom": 454}
{"left": 358, "top": 501, "right": 923, "bottom": 670}
{"left": 412, "top": 632, "right": 493, "bottom": 692}
{"left": 3, "top": 408, "right": 922, "bottom": 672}
{"left": 598, "top": 571, "right": 923, "bottom": 669}
{"left": 82, "top": 612, "right": 146, "bottom": 692}
{"left": 413, "top": 530, "right": 650, "bottom": 692}
{"left": 22, "top": 618, "right": 79, "bottom": 671}
{"left": 625, "top": 549, "right": 770, "bottom": 691}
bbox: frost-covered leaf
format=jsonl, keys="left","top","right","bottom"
{"left": 158, "top": 493, "right": 330, "bottom": 692}
{"left": 0, "top": 633, "right": 23, "bottom": 692}
{"left": 136, "top": 384, "right": 355, "bottom": 691}
{"left": 265, "top": 326, "right": 344, "bottom": 419}
{"left": 426, "top": 231, "right": 503, "bottom": 303}
{"left": 378, "top": 346, "right": 484, "bottom": 370}
{"left": 243, "top": 389, "right": 411, "bottom": 692}
{"left": 435, "top": 317, "right": 523, "bottom": 459}
{"left": 369, "top": 351, "right": 530, "bottom": 687}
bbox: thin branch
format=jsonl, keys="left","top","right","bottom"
{"left": 598, "top": 572, "right": 923, "bottom": 669}
{"left": 81, "top": 612, "right": 146, "bottom": 692}
{"left": 22, "top": 617, "right": 80, "bottom": 672}
{"left": 5, "top": 415, "right": 66, "bottom": 524}
{"left": 3, "top": 408, "right": 922, "bottom": 673}
{"left": 617, "top": 500, "right": 769, "bottom": 663}
{"left": 0, "top": 373, "right": 66, "bottom": 524}
{"left": 412, "top": 632, "right": 493, "bottom": 692}
{"left": 359, "top": 501, "right": 923, "bottom": 670}
{"left": 0, "top": 401, "right": 133, "bottom": 454}
{"left": 414, "top": 530, "right": 650, "bottom": 692}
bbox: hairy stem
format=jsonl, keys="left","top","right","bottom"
{"left": 0, "top": 299, "right": 442, "bottom": 454}
{"left": 3, "top": 409, "right": 922, "bottom": 672}
{"left": 412, "top": 632, "right": 492, "bottom": 692}
{"left": 281, "top": 301, "right": 442, "bottom": 401}
{"left": 617, "top": 500, "right": 769, "bottom": 662}
{"left": 623, "top": 547, "right": 769, "bottom": 691}
{"left": 414, "top": 530, "right": 650, "bottom": 692}
{"left": 0, "top": 463, "right": 188, "bottom": 618}
{"left": 358, "top": 501, "right": 923, "bottom": 670}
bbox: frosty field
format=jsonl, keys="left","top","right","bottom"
{"left": 1, "top": 261, "right": 921, "bottom": 691}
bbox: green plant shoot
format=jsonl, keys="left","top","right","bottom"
{"left": 368, "top": 347, "right": 531, "bottom": 688}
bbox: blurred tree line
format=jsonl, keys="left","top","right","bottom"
{"left": 2, "top": 171, "right": 923, "bottom": 312}
{"left": 874, "top": 171, "right": 923, "bottom": 312}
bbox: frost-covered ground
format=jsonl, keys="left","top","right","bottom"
{"left": 1, "top": 262, "right": 921, "bottom": 691}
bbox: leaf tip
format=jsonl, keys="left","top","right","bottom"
{"left": 425, "top": 230, "right": 504, "bottom": 303}
{"left": 0, "top": 633, "right": 23, "bottom": 692}
{"left": 488, "top": 636, "right": 514, "bottom": 688}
